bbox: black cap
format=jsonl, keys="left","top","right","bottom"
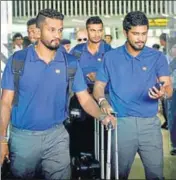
{"left": 60, "top": 39, "right": 71, "bottom": 45}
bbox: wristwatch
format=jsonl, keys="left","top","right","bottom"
{"left": 98, "top": 97, "right": 106, "bottom": 106}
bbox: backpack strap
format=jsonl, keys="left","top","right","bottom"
{"left": 12, "top": 48, "right": 28, "bottom": 106}
{"left": 104, "top": 43, "right": 112, "bottom": 52}
{"left": 72, "top": 42, "right": 111, "bottom": 60}
{"left": 62, "top": 52, "right": 77, "bottom": 117}
{"left": 71, "top": 43, "right": 85, "bottom": 60}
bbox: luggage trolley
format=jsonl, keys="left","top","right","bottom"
{"left": 94, "top": 117, "right": 119, "bottom": 179}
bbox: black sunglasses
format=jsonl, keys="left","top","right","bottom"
{"left": 77, "top": 38, "right": 87, "bottom": 42}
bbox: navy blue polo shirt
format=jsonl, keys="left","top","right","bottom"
{"left": 96, "top": 44, "right": 170, "bottom": 117}
{"left": 1, "top": 45, "right": 87, "bottom": 130}
{"left": 71, "top": 41, "right": 112, "bottom": 85}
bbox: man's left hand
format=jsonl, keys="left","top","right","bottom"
{"left": 148, "top": 86, "right": 165, "bottom": 99}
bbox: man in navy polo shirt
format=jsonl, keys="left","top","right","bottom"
{"left": 70, "top": 16, "right": 112, "bottom": 154}
{"left": 71, "top": 16, "right": 112, "bottom": 91}
{"left": 0, "top": 9, "right": 116, "bottom": 180}
{"left": 93, "top": 11, "right": 173, "bottom": 179}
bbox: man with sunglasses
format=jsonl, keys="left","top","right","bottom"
{"left": 76, "top": 28, "right": 88, "bottom": 44}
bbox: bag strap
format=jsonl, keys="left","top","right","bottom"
{"left": 12, "top": 48, "right": 28, "bottom": 106}
{"left": 71, "top": 43, "right": 85, "bottom": 60}
{"left": 63, "top": 53, "right": 77, "bottom": 116}
{"left": 104, "top": 43, "right": 112, "bottom": 52}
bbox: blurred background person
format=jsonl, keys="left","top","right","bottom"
{"left": 60, "top": 39, "right": 71, "bottom": 53}
{"left": 159, "top": 33, "right": 172, "bottom": 130}
{"left": 12, "top": 33, "right": 23, "bottom": 52}
{"left": 27, "top": 18, "right": 40, "bottom": 44}
{"left": 22, "top": 36, "right": 31, "bottom": 48}
{"left": 152, "top": 43, "right": 160, "bottom": 50}
{"left": 168, "top": 42, "right": 176, "bottom": 155}
{"left": 159, "top": 33, "right": 172, "bottom": 64}
{"left": 104, "top": 34, "right": 113, "bottom": 45}
{"left": 76, "top": 28, "right": 88, "bottom": 44}
{"left": 160, "top": 33, "right": 169, "bottom": 55}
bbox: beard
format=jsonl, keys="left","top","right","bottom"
{"left": 41, "top": 39, "right": 60, "bottom": 50}
{"left": 127, "top": 37, "right": 145, "bottom": 51}
{"left": 89, "top": 35, "right": 102, "bottom": 44}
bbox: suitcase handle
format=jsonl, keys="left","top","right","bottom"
{"left": 107, "top": 122, "right": 113, "bottom": 130}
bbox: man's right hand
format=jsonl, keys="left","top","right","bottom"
{"left": 100, "top": 99, "right": 114, "bottom": 115}
{"left": 0, "top": 143, "right": 9, "bottom": 165}
{"left": 98, "top": 113, "right": 117, "bottom": 129}
{"left": 86, "top": 72, "right": 96, "bottom": 82}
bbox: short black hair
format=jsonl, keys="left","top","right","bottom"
{"left": 159, "top": 33, "right": 169, "bottom": 42}
{"left": 27, "top": 18, "right": 36, "bottom": 27}
{"left": 105, "top": 34, "right": 112, "bottom": 39}
{"left": 12, "top": 33, "right": 23, "bottom": 41}
{"left": 36, "top": 9, "right": 64, "bottom": 28}
{"left": 86, "top": 16, "right": 103, "bottom": 28}
{"left": 152, "top": 44, "right": 160, "bottom": 50}
{"left": 123, "top": 11, "right": 149, "bottom": 32}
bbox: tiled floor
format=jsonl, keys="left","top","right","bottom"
{"left": 129, "top": 114, "right": 176, "bottom": 179}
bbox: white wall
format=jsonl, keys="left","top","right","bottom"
{"left": 1, "top": 1, "right": 12, "bottom": 78}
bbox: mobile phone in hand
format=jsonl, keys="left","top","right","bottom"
{"left": 110, "top": 112, "right": 118, "bottom": 117}
{"left": 154, "top": 81, "right": 164, "bottom": 91}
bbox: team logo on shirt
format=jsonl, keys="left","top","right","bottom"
{"left": 142, "top": 66, "right": 147, "bottom": 71}
{"left": 55, "top": 69, "right": 60, "bottom": 74}
{"left": 97, "top": 58, "right": 102, "bottom": 62}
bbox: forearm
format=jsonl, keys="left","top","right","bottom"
{"left": 159, "top": 77, "right": 173, "bottom": 98}
{"left": 80, "top": 94, "right": 102, "bottom": 119}
{"left": 93, "top": 81, "right": 106, "bottom": 101}
{"left": 0, "top": 101, "right": 12, "bottom": 137}
{"left": 165, "top": 85, "right": 173, "bottom": 98}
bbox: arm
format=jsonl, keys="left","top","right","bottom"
{"left": 73, "top": 57, "right": 116, "bottom": 126}
{"left": 76, "top": 90, "right": 101, "bottom": 119}
{"left": 76, "top": 90, "right": 116, "bottom": 127}
{"left": 159, "top": 76, "right": 173, "bottom": 98}
{"left": 149, "top": 53, "right": 173, "bottom": 99}
{"left": 0, "top": 90, "right": 14, "bottom": 164}
{"left": 93, "top": 80, "right": 113, "bottom": 114}
{"left": 93, "top": 80, "right": 107, "bottom": 101}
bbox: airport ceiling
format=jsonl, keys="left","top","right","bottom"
{"left": 13, "top": 14, "right": 168, "bottom": 28}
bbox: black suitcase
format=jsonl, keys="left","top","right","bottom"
{"left": 1, "top": 157, "right": 11, "bottom": 179}
{"left": 72, "top": 152, "right": 100, "bottom": 179}
{"left": 71, "top": 118, "right": 119, "bottom": 180}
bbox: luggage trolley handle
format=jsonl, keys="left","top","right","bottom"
{"left": 101, "top": 121, "right": 113, "bottom": 179}
{"left": 107, "top": 121, "right": 113, "bottom": 130}
{"left": 106, "top": 114, "right": 119, "bottom": 180}
{"left": 94, "top": 118, "right": 100, "bottom": 161}
{"left": 106, "top": 122, "right": 113, "bottom": 179}
{"left": 95, "top": 115, "right": 119, "bottom": 180}
{"left": 101, "top": 123, "right": 105, "bottom": 179}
